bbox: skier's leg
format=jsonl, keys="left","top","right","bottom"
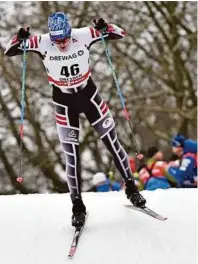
{"left": 53, "top": 101, "right": 86, "bottom": 225}
{"left": 84, "top": 85, "right": 146, "bottom": 207}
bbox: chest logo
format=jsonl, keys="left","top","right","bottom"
{"left": 49, "top": 50, "right": 84, "bottom": 61}
{"left": 77, "top": 50, "right": 84, "bottom": 56}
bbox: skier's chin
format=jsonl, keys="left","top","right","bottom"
{"left": 58, "top": 46, "right": 69, "bottom": 53}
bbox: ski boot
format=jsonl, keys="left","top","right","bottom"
{"left": 125, "top": 180, "right": 146, "bottom": 208}
{"left": 71, "top": 194, "right": 86, "bottom": 227}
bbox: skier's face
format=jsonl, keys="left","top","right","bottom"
{"left": 53, "top": 37, "right": 71, "bottom": 52}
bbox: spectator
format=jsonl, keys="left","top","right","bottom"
{"left": 107, "top": 170, "right": 124, "bottom": 188}
{"left": 167, "top": 153, "right": 180, "bottom": 168}
{"left": 90, "top": 172, "right": 122, "bottom": 192}
{"left": 139, "top": 147, "right": 171, "bottom": 190}
{"left": 107, "top": 170, "right": 115, "bottom": 181}
{"left": 165, "top": 134, "right": 197, "bottom": 188}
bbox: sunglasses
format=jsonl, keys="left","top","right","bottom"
{"left": 53, "top": 37, "right": 71, "bottom": 44}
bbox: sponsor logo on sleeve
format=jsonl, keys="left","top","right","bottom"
{"left": 64, "top": 130, "right": 78, "bottom": 142}
{"left": 102, "top": 118, "right": 113, "bottom": 128}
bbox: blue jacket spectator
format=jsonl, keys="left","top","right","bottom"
{"left": 166, "top": 134, "right": 197, "bottom": 188}
{"left": 91, "top": 172, "right": 121, "bottom": 192}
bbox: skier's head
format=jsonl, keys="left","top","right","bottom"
{"left": 171, "top": 134, "right": 186, "bottom": 157}
{"left": 48, "top": 12, "right": 71, "bottom": 52}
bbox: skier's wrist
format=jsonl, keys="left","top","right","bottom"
{"left": 93, "top": 18, "right": 108, "bottom": 32}
{"left": 17, "top": 27, "right": 30, "bottom": 41}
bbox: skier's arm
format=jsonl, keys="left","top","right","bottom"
{"left": 77, "top": 18, "right": 125, "bottom": 49}
{"left": 4, "top": 27, "right": 42, "bottom": 58}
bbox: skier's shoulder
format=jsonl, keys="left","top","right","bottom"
{"left": 72, "top": 27, "right": 92, "bottom": 41}
{"left": 39, "top": 33, "right": 51, "bottom": 43}
{"left": 35, "top": 33, "right": 53, "bottom": 51}
{"left": 72, "top": 27, "right": 90, "bottom": 35}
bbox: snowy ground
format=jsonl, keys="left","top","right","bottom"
{"left": 0, "top": 189, "right": 197, "bottom": 264}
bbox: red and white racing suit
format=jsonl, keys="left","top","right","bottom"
{"left": 5, "top": 24, "right": 135, "bottom": 194}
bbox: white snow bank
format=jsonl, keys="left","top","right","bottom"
{"left": 0, "top": 189, "right": 197, "bottom": 264}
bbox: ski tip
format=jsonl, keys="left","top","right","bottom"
{"left": 68, "top": 247, "right": 76, "bottom": 258}
{"left": 155, "top": 215, "right": 168, "bottom": 221}
{"left": 161, "top": 216, "right": 168, "bottom": 221}
{"left": 124, "top": 204, "right": 168, "bottom": 221}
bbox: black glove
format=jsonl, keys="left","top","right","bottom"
{"left": 93, "top": 18, "right": 108, "bottom": 31}
{"left": 17, "top": 27, "right": 30, "bottom": 41}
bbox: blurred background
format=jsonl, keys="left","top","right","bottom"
{"left": 0, "top": 1, "right": 197, "bottom": 194}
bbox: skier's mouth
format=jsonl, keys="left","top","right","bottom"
{"left": 56, "top": 41, "right": 71, "bottom": 52}
{"left": 56, "top": 45, "right": 69, "bottom": 53}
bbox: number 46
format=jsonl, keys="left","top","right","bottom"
{"left": 60, "top": 64, "right": 80, "bottom": 77}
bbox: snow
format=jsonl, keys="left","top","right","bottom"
{"left": 0, "top": 189, "right": 197, "bottom": 264}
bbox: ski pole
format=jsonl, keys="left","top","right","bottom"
{"left": 17, "top": 39, "right": 27, "bottom": 183}
{"left": 100, "top": 33, "right": 141, "bottom": 155}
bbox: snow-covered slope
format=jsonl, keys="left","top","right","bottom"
{"left": 0, "top": 189, "right": 197, "bottom": 264}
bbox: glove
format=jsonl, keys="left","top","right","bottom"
{"left": 93, "top": 18, "right": 108, "bottom": 31}
{"left": 17, "top": 27, "right": 30, "bottom": 41}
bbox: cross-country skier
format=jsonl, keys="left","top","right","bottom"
{"left": 5, "top": 12, "right": 146, "bottom": 227}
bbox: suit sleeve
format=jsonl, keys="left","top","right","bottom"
{"left": 77, "top": 24, "right": 126, "bottom": 49}
{"left": 4, "top": 34, "right": 43, "bottom": 58}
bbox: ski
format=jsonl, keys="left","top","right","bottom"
{"left": 125, "top": 205, "right": 167, "bottom": 221}
{"left": 68, "top": 213, "right": 88, "bottom": 258}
